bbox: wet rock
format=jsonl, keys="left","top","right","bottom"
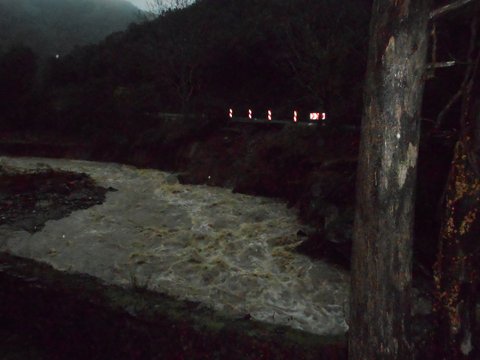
{"left": 165, "top": 174, "right": 179, "bottom": 185}
{"left": 296, "top": 231, "right": 352, "bottom": 270}
{"left": 0, "top": 169, "right": 108, "bottom": 233}
{"left": 324, "top": 207, "right": 354, "bottom": 245}
{"left": 11, "top": 218, "right": 39, "bottom": 233}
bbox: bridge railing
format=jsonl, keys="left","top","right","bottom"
{"left": 147, "top": 110, "right": 330, "bottom": 127}
{"left": 228, "top": 109, "right": 327, "bottom": 126}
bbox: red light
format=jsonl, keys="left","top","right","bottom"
{"left": 229, "top": 109, "right": 233, "bottom": 118}
{"left": 310, "top": 113, "right": 320, "bottom": 121}
{"left": 293, "top": 110, "right": 298, "bottom": 123}
{"left": 322, "top": 112, "right": 326, "bottom": 120}
{"left": 248, "top": 109, "right": 252, "bottom": 119}
{"left": 267, "top": 110, "right": 272, "bottom": 121}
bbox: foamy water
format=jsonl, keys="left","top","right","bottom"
{"left": 0, "top": 156, "right": 349, "bottom": 335}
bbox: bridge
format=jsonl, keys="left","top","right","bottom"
{"left": 228, "top": 108, "right": 327, "bottom": 126}
{"left": 150, "top": 110, "right": 328, "bottom": 126}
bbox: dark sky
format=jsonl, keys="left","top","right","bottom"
{"left": 124, "top": 0, "right": 192, "bottom": 12}
{"left": 124, "top": 0, "right": 151, "bottom": 11}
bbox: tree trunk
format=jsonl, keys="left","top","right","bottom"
{"left": 433, "top": 140, "right": 480, "bottom": 359}
{"left": 349, "top": 1, "right": 431, "bottom": 359}
{"left": 433, "top": 22, "right": 480, "bottom": 356}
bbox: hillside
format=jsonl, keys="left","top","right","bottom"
{"left": 43, "top": 0, "right": 371, "bottom": 124}
{"left": 0, "top": 0, "right": 141, "bottom": 59}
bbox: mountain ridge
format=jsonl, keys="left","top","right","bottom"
{"left": 0, "top": 0, "right": 142, "bottom": 58}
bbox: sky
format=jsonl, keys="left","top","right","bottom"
{"left": 124, "top": 0, "right": 152, "bottom": 11}
{"left": 124, "top": 0, "right": 187, "bottom": 12}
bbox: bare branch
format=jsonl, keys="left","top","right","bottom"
{"left": 465, "top": 51, "right": 480, "bottom": 176}
{"left": 435, "top": 6, "right": 479, "bottom": 129}
{"left": 427, "top": 61, "right": 457, "bottom": 69}
{"left": 458, "top": 5, "right": 478, "bottom": 133}
{"left": 435, "top": 87, "right": 464, "bottom": 128}
{"left": 430, "top": 0, "right": 475, "bottom": 20}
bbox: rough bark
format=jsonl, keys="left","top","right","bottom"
{"left": 433, "top": 13, "right": 480, "bottom": 356}
{"left": 433, "top": 141, "right": 480, "bottom": 359}
{"left": 349, "top": 1, "right": 431, "bottom": 359}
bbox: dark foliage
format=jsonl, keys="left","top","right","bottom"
{"left": 25, "top": 0, "right": 372, "bottom": 139}
{"left": 0, "top": 45, "right": 38, "bottom": 130}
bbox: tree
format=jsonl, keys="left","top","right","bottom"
{"left": 151, "top": 5, "right": 212, "bottom": 114}
{"left": 0, "top": 44, "right": 37, "bottom": 129}
{"left": 278, "top": 0, "right": 370, "bottom": 120}
{"left": 431, "top": 2, "right": 480, "bottom": 358}
{"left": 349, "top": 1, "right": 432, "bottom": 359}
{"left": 349, "top": 0, "right": 479, "bottom": 358}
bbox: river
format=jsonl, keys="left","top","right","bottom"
{"left": 0, "top": 156, "right": 349, "bottom": 336}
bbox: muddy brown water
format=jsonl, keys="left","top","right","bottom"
{"left": 0, "top": 156, "right": 350, "bottom": 337}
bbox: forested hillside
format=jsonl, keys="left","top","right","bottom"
{"left": 30, "top": 0, "right": 370, "bottom": 137}
{"left": 0, "top": 0, "right": 141, "bottom": 59}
